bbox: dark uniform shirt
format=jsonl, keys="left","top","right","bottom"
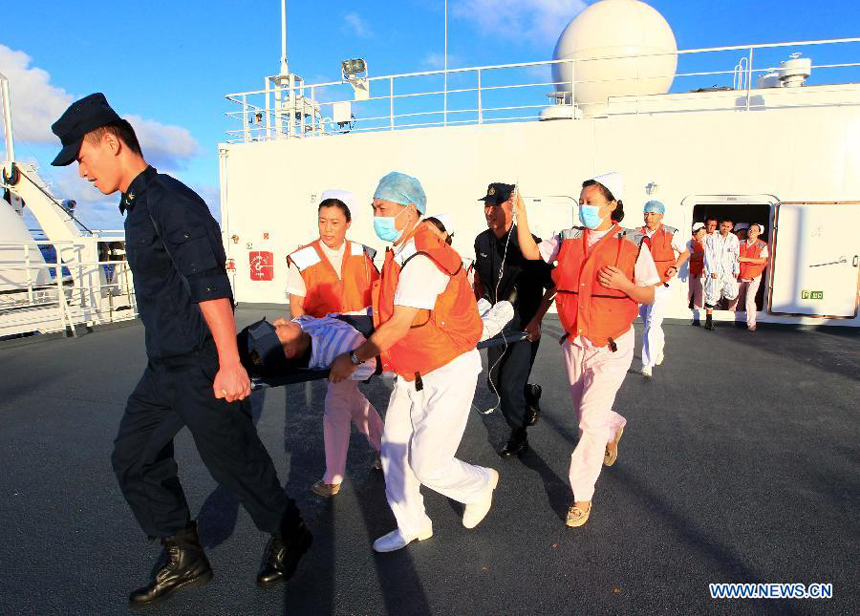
{"left": 474, "top": 225, "right": 555, "bottom": 330}
{"left": 121, "top": 166, "right": 232, "bottom": 363}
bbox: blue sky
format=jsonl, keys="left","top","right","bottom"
{"left": 1, "top": 0, "right": 858, "bottom": 230}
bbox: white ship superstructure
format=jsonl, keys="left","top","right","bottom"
{"left": 218, "top": 0, "right": 860, "bottom": 327}
{"left": 2, "top": 0, "right": 858, "bottom": 337}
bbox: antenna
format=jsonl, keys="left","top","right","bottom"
{"left": 279, "top": 0, "right": 289, "bottom": 76}
{"left": 0, "top": 72, "right": 14, "bottom": 163}
{"left": 444, "top": 0, "right": 448, "bottom": 126}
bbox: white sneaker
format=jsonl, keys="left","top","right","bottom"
{"left": 372, "top": 524, "right": 433, "bottom": 553}
{"left": 463, "top": 469, "right": 499, "bottom": 529}
{"left": 655, "top": 351, "right": 664, "bottom": 366}
{"left": 642, "top": 366, "right": 653, "bottom": 379}
{"left": 479, "top": 301, "right": 514, "bottom": 342}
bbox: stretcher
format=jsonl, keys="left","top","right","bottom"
{"left": 249, "top": 315, "right": 528, "bottom": 390}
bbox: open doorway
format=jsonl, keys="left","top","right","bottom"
{"left": 691, "top": 201, "right": 773, "bottom": 312}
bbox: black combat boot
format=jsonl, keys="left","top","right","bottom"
{"left": 256, "top": 520, "right": 313, "bottom": 588}
{"left": 524, "top": 383, "right": 542, "bottom": 426}
{"left": 498, "top": 427, "right": 529, "bottom": 459}
{"left": 705, "top": 314, "right": 715, "bottom": 330}
{"left": 129, "top": 521, "right": 213, "bottom": 608}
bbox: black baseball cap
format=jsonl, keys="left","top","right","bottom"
{"left": 51, "top": 93, "right": 122, "bottom": 166}
{"left": 237, "top": 319, "right": 291, "bottom": 379}
{"left": 478, "top": 182, "right": 515, "bottom": 206}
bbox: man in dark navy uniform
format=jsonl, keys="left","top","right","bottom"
{"left": 474, "top": 183, "right": 555, "bottom": 458}
{"left": 51, "top": 94, "right": 310, "bottom": 607}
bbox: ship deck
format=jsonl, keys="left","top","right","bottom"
{"left": 0, "top": 307, "right": 857, "bottom": 615}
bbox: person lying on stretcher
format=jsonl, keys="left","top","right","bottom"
{"left": 237, "top": 300, "right": 515, "bottom": 382}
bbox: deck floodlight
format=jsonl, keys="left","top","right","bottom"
{"left": 342, "top": 58, "right": 370, "bottom": 101}
{"left": 342, "top": 58, "right": 367, "bottom": 80}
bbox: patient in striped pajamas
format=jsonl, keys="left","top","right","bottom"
{"left": 271, "top": 314, "right": 379, "bottom": 381}
{"left": 259, "top": 299, "right": 514, "bottom": 384}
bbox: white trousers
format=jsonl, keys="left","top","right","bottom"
{"left": 381, "top": 349, "right": 492, "bottom": 537}
{"left": 727, "top": 276, "right": 763, "bottom": 327}
{"left": 322, "top": 379, "right": 383, "bottom": 485}
{"left": 688, "top": 275, "right": 704, "bottom": 319}
{"left": 640, "top": 285, "right": 669, "bottom": 369}
{"left": 704, "top": 272, "right": 739, "bottom": 306}
{"left": 563, "top": 330, "right": 633, "bottom": 503}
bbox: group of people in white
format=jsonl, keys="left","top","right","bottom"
{"left": 274, "top": 168, "right": 768, "bottom": 553}
{"left": 686, "top": 216, "right": 770, "bottom": 332}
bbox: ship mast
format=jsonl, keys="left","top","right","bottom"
{"left": 279, "top": 0, "right": 289, "bottom": 77}
{"left": 0, "top": 72, "right": 14, "bottom": 163}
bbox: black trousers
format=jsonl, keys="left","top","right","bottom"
{"left": 487, "top": 336, "right": 540, "bottom": 432}
{"left": 111, "top": 357, "right": 300, "bottom": 538}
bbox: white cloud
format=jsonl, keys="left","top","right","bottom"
{"left": 0, "top": 44, "right": 200, "bottom": 170}
{"left": 126, "top": 114, "right": 200, "bottom": 170}
{"left": 343, "top": 12, "right": 372, "bottom": 38}
{"left": 453, "top": 0, "right": 588, "bottom": 47}
{"left": 0, "top": 45, "right": 73, "bottom": 144}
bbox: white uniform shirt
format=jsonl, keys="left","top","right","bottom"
{"left": 294, "top": 314, "right": 377, "bottom": 380}
{"left": 286, "top": 240, "right": 347, "bottom": 298}
{"left": 391, "top": 236, "right": 450, "bottom": 310}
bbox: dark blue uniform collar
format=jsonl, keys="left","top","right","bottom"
{"left": 120, "top": 165, "right": 157, "bottom": 214}
{"left": 490, "top": 222, "right": 520, "bottom": 245}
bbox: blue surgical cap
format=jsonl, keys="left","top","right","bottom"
{"left": 644, "top": 200, "right": 665, "bottom": 215}
{"left": 373, "top": 171, "right": 427, "bottom": 215}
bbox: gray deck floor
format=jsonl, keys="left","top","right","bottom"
{"left": 0, "top": 308, "right": 857, "bottom": 615}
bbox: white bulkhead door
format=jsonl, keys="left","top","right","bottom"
{"left": 769, "top": 203, "right": 860, "bottom": 318}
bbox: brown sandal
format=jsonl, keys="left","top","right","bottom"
{"left": 604, "top": 426, "right": 624, "bottom": 467}
{"left": 566, "top": 501, "right": 592, "bottom": 527}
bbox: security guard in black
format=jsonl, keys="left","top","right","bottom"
{"left": 474, "top": 183, "right": 554, "bottom": 458}
{"left": 50, "top": 93, "right": 309, "bottom": 606}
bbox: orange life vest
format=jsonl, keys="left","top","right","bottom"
{"left": 372, "top": 222, "right": 482, "bottom": 381}
{"left": 641, "top": 225, "right": 678, "bottom": 283}
{"left": 288, "top": 239, "right": 378, "bottom": 317}
{"left": 739, "top": 238, "right": 768, "bottom": 280}
{"left": 552, "top": 225, "right": 643, "bottom": 348}
{"left": 689, "top": 239, "right": 705, "bottom": 277}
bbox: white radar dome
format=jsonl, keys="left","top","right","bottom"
{"left": 551, "top": 0, "right": 678, "bottom": 117}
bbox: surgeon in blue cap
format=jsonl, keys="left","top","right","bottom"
{"left": 636, "top": 200, "right": 691, "bottom": 379}
{"left": 329, "top": 171, "right": 499, "bottom": 554}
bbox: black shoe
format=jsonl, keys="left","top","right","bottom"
{"left": 256, "top": 521, "right": 313, "bottom": 588}
{"left": 705, "top": 317, "right": 715, "bottom": 331}
{"left": 691, "top": 319, "right": 701, "bottom": 327}
{"left": 498, "top": 429, "right": 529, "bottom": 459}
{"left": 524, "top": 383, "right": 542, "bottom": 426}
{"left": 129, "top": 521, "right": 213, "bottom": 608}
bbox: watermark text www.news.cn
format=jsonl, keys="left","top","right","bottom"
{"left": 709, "top": 583, "right": 833, "bottom": 599}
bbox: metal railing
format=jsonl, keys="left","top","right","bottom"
{"left": 0, "top": 240, "right": 137, "bottom": 338}
{"left": 224, "top": 38, "right": 860, "bottom": 142}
